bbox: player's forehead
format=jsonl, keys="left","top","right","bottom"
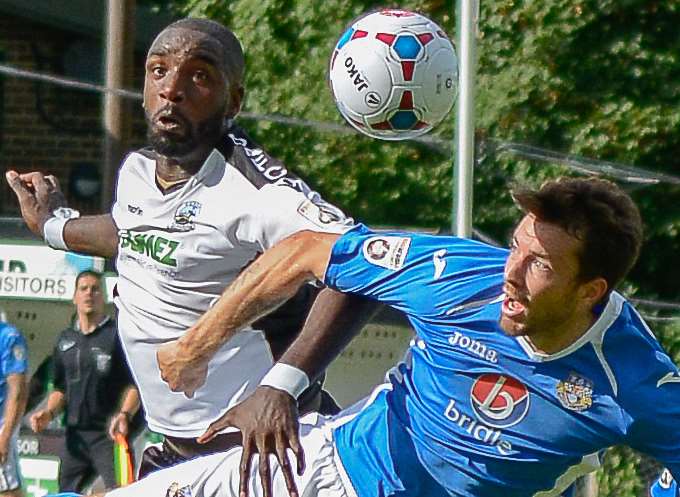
{"left": 76, "top": 275, "right": 101, "bottom": 288}
{"left": 513, "top": 214, "right": 581, "bottom": 260}
{"left": 147, "top": 27, "right": 225, "bottom": 70}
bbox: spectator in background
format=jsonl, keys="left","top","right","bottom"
{"left": 0, "top": 315, "right": 29, "bottom": 497}
{"left": 29, "top": 271, "right": 139, "bottom": 492}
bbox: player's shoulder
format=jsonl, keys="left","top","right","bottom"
{"left": 600, "top": 295, "right": 678, "bottom": 398}
{"left": 336, "top": 225, "right": 507, "bottom": 264}
{"left": 0, "top": 322, "right": 21, "bottom": 340}
{"left": 601, "top": 295, "right": 668, "bottom": 358}
{"left": 54, "top": 326, "right": 78, "bottom": 350}
{"left": 120, "top": 148, "right": 156, "bottom": 181}
{"left": 218, "top": 123, "right": 302, "bottom": 192}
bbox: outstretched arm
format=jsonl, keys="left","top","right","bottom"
{"left": 6, "top": 170, "right": 118, "bottom": 257}
{"left": 157, "top": 230, "right": 338, "bottom": 397}
{"left": 199, "top": 289, "right": 380, "bottom": 497}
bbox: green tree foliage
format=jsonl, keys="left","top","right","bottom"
{"left": 162, "top": 2, "right": 680, "bottom": 492}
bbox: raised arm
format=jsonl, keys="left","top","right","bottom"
{"left": 6, "top": 170, "right": 118, "bottom": 258}
{"left": 157, "top": 230, "right": 338, "bottom": 397}
{"left": 200, "top": 288, "right": 380, "bottom": 497}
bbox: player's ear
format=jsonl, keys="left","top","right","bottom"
{"left": 225, "top": 85, "right": 244, "bottom": 119}
{"left": 578, "top": 277, "right": 608, "bottom": 309}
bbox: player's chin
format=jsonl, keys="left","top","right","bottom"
{"left": 499, "top": 315, "right": 526, "bottom": 337}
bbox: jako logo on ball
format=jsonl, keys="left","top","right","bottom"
{"left": 329, "top": 9, "right": 458, "bottom": 140}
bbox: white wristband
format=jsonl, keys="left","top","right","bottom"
{"left": 43, "top": 216, "right": 70, "bottom": 250}
{"left": 259, "top": 363, "right": 310, "bottom": 400}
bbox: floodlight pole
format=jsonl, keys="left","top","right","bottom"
{"left": 102, "top": 0, "right": 136, "bottom": 211}
{"left": 452, "top": 0, "right": 479, "bottom": 237}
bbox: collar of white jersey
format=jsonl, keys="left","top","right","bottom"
{"left": 133, "top": 147, "right": 225, "bottom": 194}
{"left": 190, "top": 148, "right": 224, "bottom": 185}
{"left": 515, "top": 291, "right": 625, "bottom": 362}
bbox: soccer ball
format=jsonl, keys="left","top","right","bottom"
{"left": 329, "top": 9, "right": 458, "bottom": 140}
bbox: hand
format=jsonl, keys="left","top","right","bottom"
{"left": 157, "top": 341, "right": 209, "bottom": 398}
{"left": 29, "top": 409, "right": 53, "bottom": 433}
{"left": 108, "top": 412, "right": 131, "bottom": 440}
{"left": 5, "top": 171, "right": 67, "bottom": 236}
{"left": 198, "top": 386, "right": 304, "bottom": 497}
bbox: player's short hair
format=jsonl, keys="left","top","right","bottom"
{"left": 512, "top": 177, "right": 643, "bottom": 291}
{"left": 151, "top": 18, "right": 245, "bottom": 90}
{"left": 75, "top": 270, "right": 103, "bottom": 287}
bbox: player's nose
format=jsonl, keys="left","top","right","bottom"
{"left": 159, "top": 71, "right": 186, "bottom": 103}
{"left": 504, "top": 254, "right": 526, "bottom": 288}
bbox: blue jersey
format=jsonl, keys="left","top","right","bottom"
{"left": 325, "top": 225, "right": 680, "bottom": 497}
{"left": 0, "top": 322, "right": 28, "bottom": 424}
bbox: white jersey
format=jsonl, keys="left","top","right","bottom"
{"left": 111, "top": 126, "right": 354, "bottom": 437}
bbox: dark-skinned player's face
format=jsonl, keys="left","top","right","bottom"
{"left": 143, "top": 27, "right": 237, "bottom": 157}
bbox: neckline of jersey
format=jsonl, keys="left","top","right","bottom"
{"left": 149, "top": 148, "right": 224, "bottom": 198}
{"left": 515, "top": 292, "right": 624, "bottom": 362}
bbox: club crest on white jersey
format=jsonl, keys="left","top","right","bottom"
{"left": 171, "top": 200, "right": 202, "bottom": 231}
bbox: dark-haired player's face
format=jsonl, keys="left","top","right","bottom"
{"left": 500, "top": 214, "right": 590, "bottom": 345}
{"left": 143, "top": 28, "right": 234, "bottom": 157}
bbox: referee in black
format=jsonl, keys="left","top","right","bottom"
{"left": 29, "top": 271, "right": 140, "bottom": 492}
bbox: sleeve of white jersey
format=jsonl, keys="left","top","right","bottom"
{"left": 237, "top": 183, "right": 355, "bottom": 251}
{"left": 110, "top": 154, "right": 133, "bottom": 226}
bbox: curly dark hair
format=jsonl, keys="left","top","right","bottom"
{"left": 512, "top": 177, "right": 643, "bottom": 292}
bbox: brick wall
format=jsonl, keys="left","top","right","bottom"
{"left": 0, "top": 14, "right": 147, "bottom": 216}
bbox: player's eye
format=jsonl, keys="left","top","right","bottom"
{"left": 193, "top": 70, "right": 209, "bottom": 83}
{"left": 531, "top": 259, "right": 550, "bottom": 271}
{"left": 151, "top": 66, "right": 167, "bottom": 78}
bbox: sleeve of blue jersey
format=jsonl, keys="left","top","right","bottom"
{"left": 623, "top": 357, "right": 680, "bottom": 476}
{"left": 0, "top": 327, "right": 28, "bottom": 376}
{"left": 324, "top": 223, "right": 507, "bottom": 316}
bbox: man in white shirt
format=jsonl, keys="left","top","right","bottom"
{"left": 6, "top": 17, "right": 375, "bottom": 476}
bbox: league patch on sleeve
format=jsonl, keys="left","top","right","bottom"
{"left": 297, "top": 198, "right": 345, "bottom": 227}
{"left": 362, "top": 236, "right": 411, "bottom": 270}
{"left": 12, "top": 344, "right": 26, "bottom": 361}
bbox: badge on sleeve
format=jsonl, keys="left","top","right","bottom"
{"left": 362, "top": 236, "right": 411, "bottom": 270}
{"left": 12, "top": 345, "right": 25, "bottom": 361}
{"left": 297, "top": 199, "right": 343, "bottom": 227}
{"left": 58, "top": 339, "right": 76, "bottom": 352}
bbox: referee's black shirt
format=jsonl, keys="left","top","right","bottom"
{"left": 53, "top": 317, "right": 134, "bottom": 430}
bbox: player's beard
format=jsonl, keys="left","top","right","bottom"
{"left": 146, "top": 106, "right": 226, "bottom": 159}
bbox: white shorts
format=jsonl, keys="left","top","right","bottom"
{"left": 107, "top": 414, "right": 357, "bottom": 497}
{"left": 0, "top": 433, "right": 21, "bottom": 492}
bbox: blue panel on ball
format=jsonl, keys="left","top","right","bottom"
{"left": 393, "top": 35, "right": 421, "bottom": 59}
{"left": 336, "top": 28, "right": 354, "bottom": 50}
{"left": 390, "top": 111, "right": 418, "bottom": 130}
